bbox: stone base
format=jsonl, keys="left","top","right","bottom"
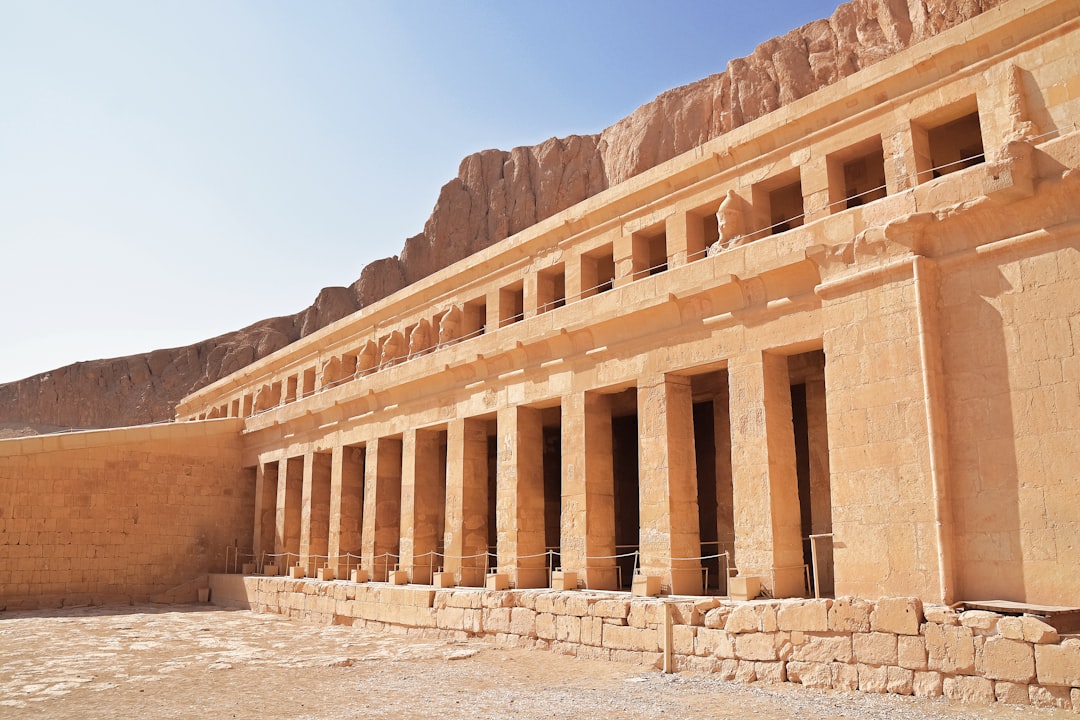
{"left": 632, "top": 574, "right": 661, "bottom": 597}
{"left": 729, "top": 575, "right": 761, "bottom": 601}
{"left": 409, "top": 566, "right": 433, "bottom": 585}
{"left": 486, "top": 573, "right": 510, "bottom": 591}
{"left": 458, "top": 567, "right": 486, "bottom": 587}
{"left": 241, "top": 563, "right": 257, "bottom": 575}
{"left": 350, "top": 568, "right": 369, "bottom": 583}
{"left": 263, "top": 564, "right": 280, "bottom": 576}
{"left": 316, "top": 567, "right": 335, "bottom": 581}
{"left": 551, "top": 570, "right": 578, "bottom": 591}
{"left": 288, "top": 566, "right": 306, "bottom": 579}
{"left": 388, "top": 570, "right": 409, "bottom": 585}
{"left": 433, "top": 571, "right": 455, "bottom": 588}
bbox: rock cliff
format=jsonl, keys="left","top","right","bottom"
{"left": 0, "top": 0, "right": 1001, "bottom": 432}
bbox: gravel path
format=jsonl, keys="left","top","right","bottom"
{"left": 0, "top": 605, "right": 1072, "bottom": 720}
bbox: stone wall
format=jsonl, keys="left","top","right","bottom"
{"left": 0, "top": 420, "right": 254, "bottom": 609}
{"left": 211, "top": 576, "right": 1080, "bottom": 710}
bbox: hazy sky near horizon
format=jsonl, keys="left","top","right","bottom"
{"left": 1, "top": 0, "right": 840, "bottom": 384}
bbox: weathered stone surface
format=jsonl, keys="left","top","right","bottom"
{"left": 735, "top": 632, "right": 777, "bottom": 661}
{"left": 998, "top": 616, "right": 1060, "bottom": 645}
{"left": 777, "top": 600, "right": 830, "bottom": 632}
{"left": 887, "top": 666, "right": 914, "bottom": 695}
{"left": 725, "top": 604, "right": 762, "bottom": 634}
{"left": 1035, "top": 640, "right": 1080, "bottom": 687}
{"left": 913, "top": 671, "right": 943, "bottom": 698}
{"left": 792, "top": 634, "right": 852, "bottom": 663}
{"left": 1029, "top": 685, "right": 1073, "bottom": 709}
{"left": 926, "top": 623, "right": 976, "bottom": 674}
{"left": 829, "top": 597, "right": 872, "bottom": 633}
{"left": 787, "top": 661, "right": 832, "bottom": 689}
{"left": 943, "top": 676, "right": 995, "bottom": 705}
{"left": 858, "top": 663, "right": 888, "bottom": 693}
{"left": 960, "top": 610, "right": 1001, "bottom": 636}
{"left": 0, "top": 0, "right": 1002, "bottom": 433}
{"left": 696, "top": 627, "right": 735, "bottom": 659}
{"left": 898, "top": 635, "right": 928, "bottom": 670}
{"left": 994, "top": 681, "right": 1031, "bottom": 705}
{"left": 853, "top": 632, "right": 898, "bottom": 666}
{"left": 871, "top": 597, "right": 922, "bottom": 635}
{"left": 979, "top": 637, "right": 1035, "bottom": 683}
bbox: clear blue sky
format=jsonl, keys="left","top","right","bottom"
{"left": 0, "top": 0, "right": 840, "bottom": 384}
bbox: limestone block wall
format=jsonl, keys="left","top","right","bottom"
{"left": 0, "top": 420, "right": 253, "bottom": 609}
{"left": 212, "top": 576, "right": 1080, "bottom": 710}
{"left": 939, "top": 219, "right": 1080, "bottom": 604}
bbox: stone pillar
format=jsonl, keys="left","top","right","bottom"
{"left": 638, "top": 374, "right": 702, "bottom": 595}
{"left": 802, "top": 154, "right": 832, "bottom": 223}
{"left": 400, "top": 428, "right": 444, "bottom": 584}
{"left": 713, "top": 383, "right": 736, "bottom": 573}
{"left": 300, "top": 451, "right": 332, "bottom": 574}
{"left": 444, "top": 417, "right": 490, "bottom": 586}
{"left": 561, "top": 391, "right": 617, "bottom": 590}
{"left": 728, "top": 350, "right": 805, "bottom": 598}
{"left": 665, "top": 211, "right": 704, "bottom": 268}
{"left": 806, "top": 377, "right": 833, "bottom": 595}
{"left": 564, "top": 251, "right": 584, "bottom": 305}
{"left": 613, "top": 229, "right": 644, "bottom": 287}
{"left": 330, "top": 445, "right": 365, "bottom": 578}
{"left": 253, "top": 461, "right": 278, "bottom": 562}
{"left": 361, "top": 437, "right": 402, "bottom": 581}
{"left": 276, "top": 456, "right": 304, "bottom": 565}
{"left": 497, "top": 405, "right": 547, "bottom": 588}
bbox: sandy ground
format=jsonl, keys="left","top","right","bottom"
{"left": 0, "top": 605, "right": 1074, "bottom": 720}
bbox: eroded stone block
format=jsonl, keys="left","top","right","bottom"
{"left": 1035, "top": 641, "right": 1080, "bottom": 687}
{"left": 871, "top": 597, "right": 922, "bottom": 635}
{"left": 979, "top": 636, "right": 1035, "bottom": 683}
{"left": 926, "top": 622, "right": 976, "bottom": 674}
{"left": 943, "top": 676, "right": 994, "bottom": 705}
{"left": 829, "top": 597, "right": 871, "bottom": 633}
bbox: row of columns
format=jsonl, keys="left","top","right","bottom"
{"left": 252, "top": 350, "right": 819, "bottom": 598}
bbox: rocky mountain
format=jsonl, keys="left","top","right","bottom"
{"left": 0, "top": 0, "right": 1002, "bottom": 433}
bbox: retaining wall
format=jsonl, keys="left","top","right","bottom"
{"left": 210, "top": 575, "right": 1080, "bottom": 710}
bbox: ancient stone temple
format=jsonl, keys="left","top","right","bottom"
{"left": 3, "top": 0, "right": 1080, "bottom": 707}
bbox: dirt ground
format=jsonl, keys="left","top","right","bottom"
{"left": 0, "top": 605, "right": 1074, "bottom": 720}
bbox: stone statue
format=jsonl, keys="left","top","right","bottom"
{"left": 438, "top": 305, "right": 463, "bottom": 346}
{"left": 356, "top": 340, "right": 378, "bottom": 375}
{"left": 379, "top": 330, "right": 406, "bottom": 369}
{"left": 407, "top": 318, "right": 433, "bottom": 359}
{"left": 708, "top": 189, "right": 745, "bottom": 256}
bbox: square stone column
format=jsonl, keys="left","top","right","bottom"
{"left": 400, "top": 428, "right": 445, "bottom": 584}
{"left": 884, "top": 123, "right": 924, "bottom": 192}
{"left": 329, "top": 445, "right": 365, "bottom": 578}
{"left": 713, "top": 384, "right": 736, "bottom": 572}
{"left": 802, "top": 154, "right": 831, "bottom": 223}
{"left": 444, "top": 417, "right": 490, "bottom": 586}
{"left": 497, "top": 405, "right": 548, "bottom": 588}
{"left": 300, "top": 452, "right": 332, "bottom": 574}
{"left": 728, "top": 350, "right": 805, "bottom": 598}
{"left": 561, "top": 391, "right": 617, "bottom": 590}
{"left": 253, "top": 460, "right": 278, "bottom": 562}
{"left": 638, "top": 374, "right": 702, "bottom": 595}
{"left": 665, "top": 211, "right": 704, "bottom": 268}
{"left": 361, "top": 437, "right": 402, "bottom": 581}
{"left": 276, "top": 457, "right": 303, "bottom": 563}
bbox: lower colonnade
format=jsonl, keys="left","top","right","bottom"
{"left": 246, "top": 350, "right": 833, "bottom": 602}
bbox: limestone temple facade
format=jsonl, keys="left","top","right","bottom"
{"left": 3, "top": 0, "right": 1080, "bottom": 707}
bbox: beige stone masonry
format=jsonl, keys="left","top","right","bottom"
{"left": 209, "top": 580, "right": 1080, "bottom": 711}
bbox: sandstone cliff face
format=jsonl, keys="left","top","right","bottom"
{"left": 0, "top": 0, "right": 1001, "bottom": 432}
